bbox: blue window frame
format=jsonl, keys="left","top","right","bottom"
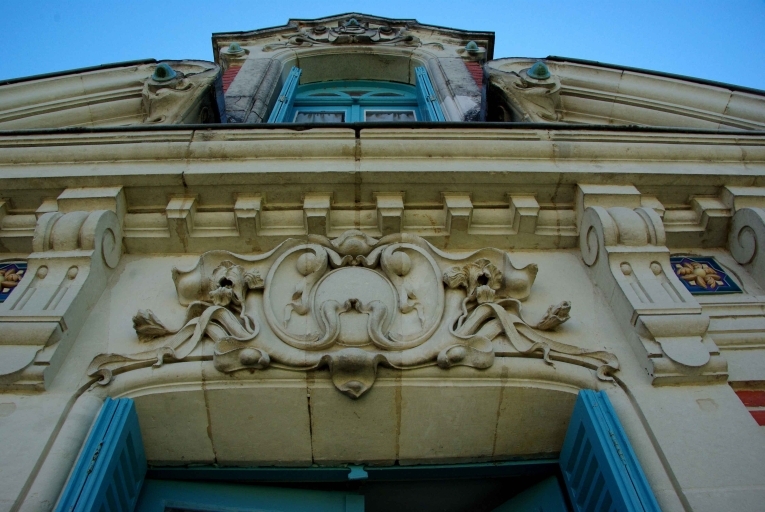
{"left": 58, "top": 391, "right": 660, "bottom": 511}
{"left": 268, "top": 67, "right": 446, "bottom": 123}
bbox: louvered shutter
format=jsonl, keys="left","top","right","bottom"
{"left": 57, "top": 398, "right": 147, "bottom": 512}
{"left": 414, "top": 67, "right": 445, "bottom": 121}
{"left": 559, "top": 390, "right": 661, "bottom": 512}
{"left": 267, "top": 66, "right": 302, "bottom": 123}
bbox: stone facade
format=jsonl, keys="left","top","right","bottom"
{"left": 0, "top": 12, "right": 764, "bottom": 512}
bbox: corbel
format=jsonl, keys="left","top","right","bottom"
{"left": 443, "top": 193, "right": 473, "bottom": 234}
{"left": 721, "top": 186, "right": 765, "bottom": 212}
{"left": 303, "top": 193, "right": 332, "bottom": 236}
{"left": 0, "top": 209, "right": 122, "bottom": 390}
{"left": 508, "top": 195, "right": 540, "bottom": 234}
{"left": 234, "top": 194, "right": 263, "bottom": 239}
{"left": 729, "top": 207, "right": 765, "bottom": 290}
{"left": 580, "top": 204, "right": 727, "bottom": 384}
{"left": 166, "top": 197, "right": 197, "bottom": 251}
{"left": 57, "top": 187, "right": 126, "bottom": 224}
{"left": 375, "top": 193, "right": 404, "bottom": 236}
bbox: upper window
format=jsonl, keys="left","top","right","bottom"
{"left": 268, "top": 66, "right": 446, "bottom": 123}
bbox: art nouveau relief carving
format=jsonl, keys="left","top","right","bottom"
{"left": 89, "top": 231, "right": 619, "bottom": 398}
{"left": 580, "top": 206, "right": 727, "bottom": 384}
{"left": 141, "top": 61, "right": 219, "bottom": 124}
{"left": 487, "top": 62, "right": 562, "bottom": 122}
{"left": 263, "top": 18, "right": 430, "bottom": 51}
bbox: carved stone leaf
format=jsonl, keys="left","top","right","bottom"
{"left": 133, "top": 309, "right": 173, "bottom": 342}
{"left": 443, "top": 266, "right": 468, "bottom": 289}
{"left": 244, "top": 270, "right": 264, "bottom": 289}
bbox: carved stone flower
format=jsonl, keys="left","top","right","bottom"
{"left": 208, "top": 261, "right": 262, "bottom": 309}
{"left": 475, "top": 285, "right": 496, "bottom": 304}
{"left": 443, "top": 258, "right": 503, "bottom": 302}
{"left": 675, "top": 261, "right": 723, "bottom": 289}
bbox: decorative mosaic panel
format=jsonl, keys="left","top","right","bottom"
{"left": 670, "top": 256, "right": 742, "bottom": 295}
{"left": 0, "top": 261, "right": 27, "bottom": 303}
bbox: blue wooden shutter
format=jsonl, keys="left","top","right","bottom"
{"left": 414, "top": 67, "right": 446, "bottom": 121}
{"left": 267, "top": 66, "right": 302, "bottom": 123}
{"left": 57, "top": 398, "right": 147, "bottom": 512}
{"left": 559, "top": 390, "right": 661, "bottom": 512}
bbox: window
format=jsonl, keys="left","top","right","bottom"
{"left": 58, "top": 391, "right": 662, "bottom": 511}
{"left": 268, "top": 67, "right": 446, "bottom": 123}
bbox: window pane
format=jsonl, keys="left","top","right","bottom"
{"left": 294, "top": 111, "right": 345, "bottom": 123}
{"left": 365, "top": 110, "right": 416, "bottom": 122}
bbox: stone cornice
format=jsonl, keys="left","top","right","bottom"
{"left": 1, "top": 127, "right": 765, "bottom": 166}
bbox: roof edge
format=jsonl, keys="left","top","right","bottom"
{"left": 0, "top": 59, "right": 158, "bottom": 87}
{"left": 1, "top": 122, "right": 764, "bottom": 137}
{"left": 547, "top": 55, "right": 765, "bottom": 97}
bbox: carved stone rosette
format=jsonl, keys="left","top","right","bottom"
{"left": 89, "top": 231, "right": 618, "bottom": 398}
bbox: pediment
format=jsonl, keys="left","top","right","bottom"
{"left": 212, "top": 13, "right": 494, "bottom": 60}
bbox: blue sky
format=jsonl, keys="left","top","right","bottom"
{"left": 3, "top": 1, "right": 765, "bottom": 90}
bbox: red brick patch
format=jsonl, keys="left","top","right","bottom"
{"left": 735, "top": 390, "right": 765, "bottom": 407}
{"left": 463, "top": 61, "right": 483, "bottom": 88}
{"left": 222, "top": 64, "right": 242, "bottom": 93}
{"left": 750, "top": 410, "right": 765, "bottom": 426}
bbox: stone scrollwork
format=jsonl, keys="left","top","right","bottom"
{"left": 729, "top": 207, "right": 765, "bottom": 290}
{"left": 580, "top": 205, "right": 728, "bottom": 384}
{"left": 89, "top": 230, "right": 619, "bottom": 398}
{"left": 264, "top": 18, "right": 423, "bottom": 51}
{"left": 488, "top": 62, "right": 562, "bottom": 123}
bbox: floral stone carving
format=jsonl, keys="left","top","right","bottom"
{"left": 88, "top": 231, "right": 618, "bottom": 398}
{"left": 264, "top": 18, "right": 425, "bottom": 51}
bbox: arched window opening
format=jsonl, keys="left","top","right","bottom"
{"left": 268, "top": 66, "right": 446, "bottom": 123}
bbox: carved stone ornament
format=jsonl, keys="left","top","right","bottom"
{"left": 488, "top": 65, "right": 562, "bottom": 122}
{"left": 264, "top": 18, "right": 429, "bottom": 51}
{"left": 88, "top": 231, "right": 619, "bottom": 398}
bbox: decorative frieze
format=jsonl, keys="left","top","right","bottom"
{"left": 88, "top": 230, "right": 619, "bottom": 398}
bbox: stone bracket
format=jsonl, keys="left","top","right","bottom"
{"left": 580, "top": 203, "right": 727, "bottom": 384}
{"left": 0, "top": 209, "right": 122, "bottom": 390}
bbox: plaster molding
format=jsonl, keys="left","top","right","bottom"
{"left": 488, "top": 58, "right": 765, "bottom": 129}
{"left": 0, "top": 61, "right": 219, "bottom": 129}
{"left": 88, "top": 230, "right": 619, "bottom": 398}
{"left": 0, "top": 209, "right": 122, "bottom": 389}
{"left": 579, "top": 202, "right": 727, "bottom": 384}
{"left": 141, "top": 63, "right": 220, "bottom": 124}
{"left": 488, "top": 64, "right": 562, "bottom": 122}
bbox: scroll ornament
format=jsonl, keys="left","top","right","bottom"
{"left": 88, "top": 231, "right": 618, "bottom": 398}
{"left": 263, "top": 18, "right": 441, "bottom": 51}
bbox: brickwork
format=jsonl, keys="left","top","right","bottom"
{"left": 735, "top": 389, "right": 765, "bottom": 426}
{"left": 221, "top": 64, "right": 242, "bottom": 93}
{"left": 463, "top": 61, "right": 483, "bottom": 88}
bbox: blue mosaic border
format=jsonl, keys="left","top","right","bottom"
{"left": 670, "top": 256, "right": 742, "bottom": 295}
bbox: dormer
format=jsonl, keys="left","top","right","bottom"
{"left": 212, "top": 13, "right": 494, "bottom": 123}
